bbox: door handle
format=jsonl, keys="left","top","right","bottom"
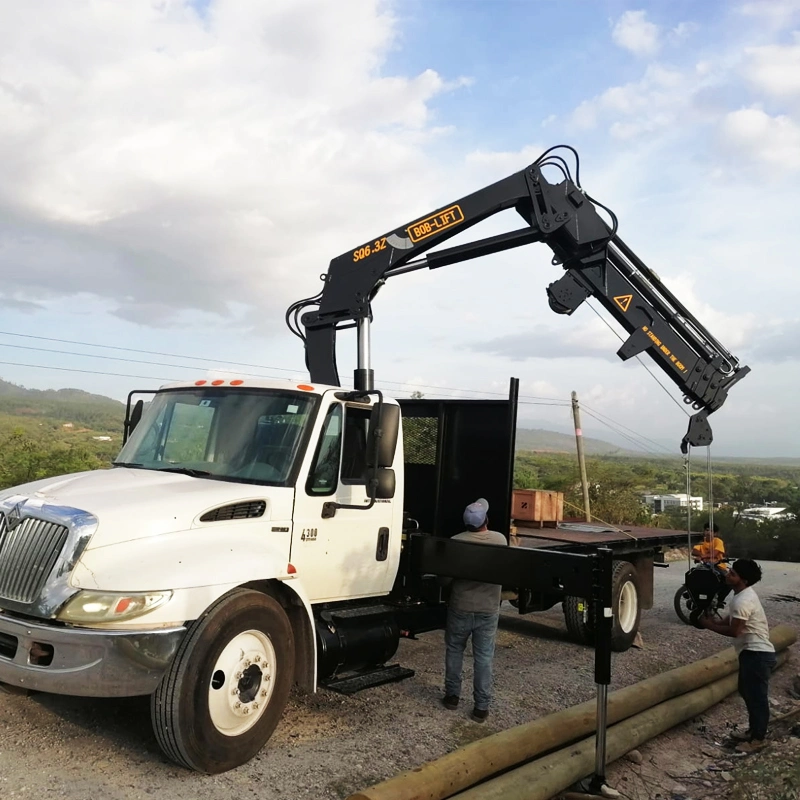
{"left": 376, "top": 527, "right": 389, "bottom": 561}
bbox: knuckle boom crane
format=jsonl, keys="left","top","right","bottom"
{"left": 288, "top": 145, "right": 749, "bottom": 451}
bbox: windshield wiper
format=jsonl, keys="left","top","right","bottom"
{"left": 112, "top": 462, "right": 145, "bottom": 468}
{"left": 156, "top": 466, "right": 213, "bottom": 478}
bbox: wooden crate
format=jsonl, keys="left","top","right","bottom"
{"left": 512, "top": 489, "right": 563, "bottom": 528}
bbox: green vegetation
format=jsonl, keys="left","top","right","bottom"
{"left": 0, "top": 378, "right": 123, "bottom": 489}
{"left": 513, "top": 451, "right": 800, "bottom": 562}
{"left": 0, "top": 377, "right": 797, "bottom": 562}
{"left": 0, "top": 378, "right": 125, "bottom": 432}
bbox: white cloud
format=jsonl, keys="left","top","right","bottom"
{"left": 464, "top": 143, "right": 548, "bottom": 184}
{"left": 1, "top": 1, "right": 799, "bottom": 457}
{"left": 570, "top": 64, "right": 694, "bottom": 138}
{"left": 669, "top": 21, "right": 699, "bottom": 43}
{"left": 739, "top": 0, "right": 800, "bottom": 28}
{"left": 656, "top": 273, "right": 758, "bottom": 351}
{"left": 611, "top": 10, "right": 661, "bottom": 57}
{"left": 0, "top": 0, "right": 467, "bottom": 327}
{"left": 720, "top": 107, "right": 800, "bottom": 171}
{"left": 743, "top": 34, "right": 800, "bottom": 97}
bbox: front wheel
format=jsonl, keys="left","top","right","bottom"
{"left": 674, "top": 584, "right": 693, "bottom": 625}
{"left": 151, "top": 588, "right": 295, "bottom": 773}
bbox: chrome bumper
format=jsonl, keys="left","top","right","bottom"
{"left": 0, "top": 611, "right": 186, "bottom": 697}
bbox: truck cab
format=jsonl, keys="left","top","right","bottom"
{"left": 0, "top": 377, "right": 411, "bottom": 772}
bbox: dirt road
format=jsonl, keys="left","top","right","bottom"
{"left": 1, "top": 561, "right": 798, "bottom": 800}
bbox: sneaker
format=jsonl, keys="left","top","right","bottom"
{"left": 735, "top": 739, "right": 766, "bottom": 754}
{"left": 471, "top": 707, "right": 488, "bottom": 723}
{"left": 441, "top": 694, "right": 459, "bottom": 710}
{"left": 729, "top": 729, "right": 752, "bottom": 743}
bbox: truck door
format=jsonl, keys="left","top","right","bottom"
{"left": 291, "top": 400, "right": 394, "bottom": 603}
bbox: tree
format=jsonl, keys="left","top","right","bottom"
{"left": 0, "top": 430, "right": 105, "bottom": 490}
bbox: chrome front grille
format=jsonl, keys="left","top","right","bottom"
{"left": 0, "top": 513, "right": 69, "bottom": 604}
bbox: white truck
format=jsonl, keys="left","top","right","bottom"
{"left": 0, "top": 147, "right": 748, "bottom": 774}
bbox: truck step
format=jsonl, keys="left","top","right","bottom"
{"left": 324, "top": 604, "right": 397, "bottom": 621}
{"left": 321, "top": 664, "right": 415, "bottom": 695}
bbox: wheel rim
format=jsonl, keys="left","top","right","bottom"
{"left": 618, "top": 580, "right": 638, "bottom": 633}
{"left": 207, "top": 629, "right": 277, "bottom": 736}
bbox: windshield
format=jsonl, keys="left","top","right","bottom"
{"left": 115, "top": 388, "right": 318, "bottom": 485}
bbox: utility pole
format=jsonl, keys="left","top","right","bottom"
{"left": 571, "top": 391, "right": 592, "bottom": 522}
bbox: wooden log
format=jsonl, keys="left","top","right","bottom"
{"left": 347, "top": 624, "right": 796, "bottom": 800}
{"left": 452, "top": 649, "right": 790, "bottom": 800}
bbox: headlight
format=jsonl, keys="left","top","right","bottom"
{"left": 57, "top": 590, "right": 173, "bottom": 623}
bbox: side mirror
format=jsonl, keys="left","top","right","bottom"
{"left": 125, "top": 399, "right": 144, "bottom": 443}
{"left": 367, "top": 403, "right": 400, "bottom": 468}
{"left": 374, "top": 468, "right": 396, "bottom": 499}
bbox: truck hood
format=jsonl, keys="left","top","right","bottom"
{"left": 1, "top": 467, "right": 293, "bottom": 550}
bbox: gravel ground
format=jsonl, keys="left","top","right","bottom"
{"left": 1, "top": 560, "right": 798, "bottom": 800}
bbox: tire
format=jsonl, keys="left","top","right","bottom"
{"left": 151, "top": 588, "right": 295, "bottom": 774}
{"left": 610, "top": 560, "right": 641, "bottom": 652}
{"left": 563, "top": 560, "right": 642, "bottom": 652}
{"left": 563, "top": 595, "right": 594, "bottom": 645}
{"left": 673, "top": 585, "right": 693, "bottom": 626}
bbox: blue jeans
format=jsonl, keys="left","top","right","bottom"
{"left": 738, "top": 650, "right": 777, "bottom": 740}
{"left": 444, "top": 609, "right": 499, "bottom": 711}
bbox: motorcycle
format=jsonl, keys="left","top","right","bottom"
{"left": 674, "top": 560, "right": 732, "bottom": 627}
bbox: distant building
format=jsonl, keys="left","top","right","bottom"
{"left": 642, "top": 493, "right": 704, "bottom": 513}
{"left": 736, "top": 506, "right": 796, "bottom": 523}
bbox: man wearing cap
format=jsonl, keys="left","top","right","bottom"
{"left": 441, "top": 497, "right": 507, "bottom": 722}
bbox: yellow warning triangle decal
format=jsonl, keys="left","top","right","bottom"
{"left": 614, "top": 294, "right": 633, "bottom": 312}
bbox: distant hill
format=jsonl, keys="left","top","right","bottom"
{"left": 0, "top": 378, "right": 124, "bottom": 406}
{"left": 515, "top": 427, "right": 634, "bottom": 456}
{"left": 707, "top": 455, "right": 800, "bottom": 468}
{"left": 0, "top": 378, "right": 125, "bottom": 434}
{"left": 0, "top": 378, "right": 794, "bottom": 465}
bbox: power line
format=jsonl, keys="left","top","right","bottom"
{"left": 0, "top": 329, "right": 567, "bottom": 404}
{"left": 0, "top": 356, "right": 666, "bottom": 455}
{"left": 388, "top": 381, "right": 566, "bottom": 402}
{"left": 584, "top": 302, "right": 691, "bottom": 417}
{"left": 580, "top": 407, "right": 666, "bottom": 456}
{"left": 0, "top": 342, "right": 303, "bottom": 382}
{"left": 0, "top": 327, "right": 683, "bottom": 442}
{"left": 0, "top": 359, "right": 567, "bottom": 406}
{"left": 581, "top": 402, "right": 674, "bottom": 454}
{"left": 0, "top": 359, "right": 177, "bottom": 383}
{"left": 0, "top": 330, "right": 300, "bottom": 374}
{"left": 518, "top": 400, "right": 571, "bottom": 407}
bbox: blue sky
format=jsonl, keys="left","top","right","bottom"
{"left": 0, "top": 0, "right": 799, "bottom": 456}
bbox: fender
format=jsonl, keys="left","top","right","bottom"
{"left": 70, "top": 528, "right": 320, "bottom": 689}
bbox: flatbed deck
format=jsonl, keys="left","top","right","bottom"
{"left": 512, "top": 522, "right": 700, "bottom": 551}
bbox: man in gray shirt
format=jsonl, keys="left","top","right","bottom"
{"left": 441, "top": 498, "right": 507, "bottom": 722}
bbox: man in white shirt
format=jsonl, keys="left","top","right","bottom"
{"left": 440, "top": 498, "right": 507, "bottom": 723}
{"left": 700, "top": 559, "right": 776, "bottom": 753}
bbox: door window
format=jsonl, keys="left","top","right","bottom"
{"left": 306, "top": 405, "right": 342, "bottom": 495}
{"left": 341, "top": 407, "right": 371, "bottom": 484}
